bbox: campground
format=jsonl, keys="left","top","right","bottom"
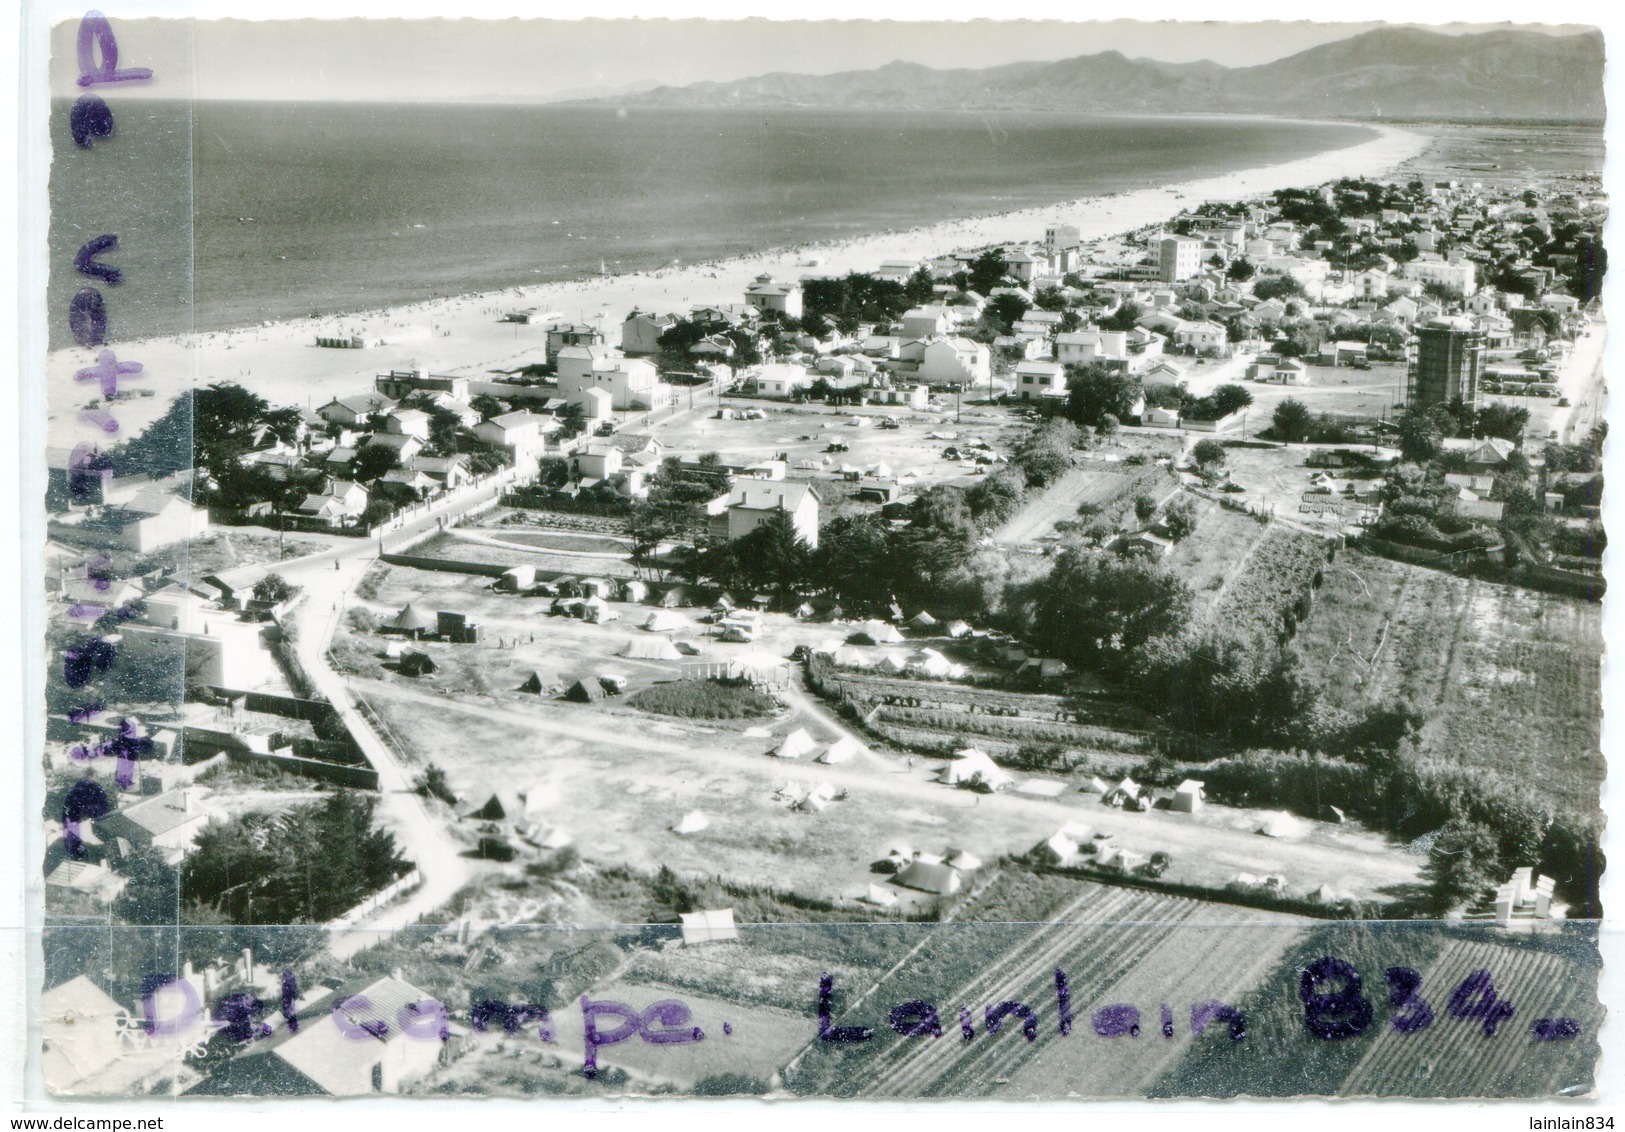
{"left": 342, "top": 561, "right": 1426, "bottom": 914}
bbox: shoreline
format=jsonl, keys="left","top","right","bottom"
{"left": 46, "top": 122, "right": 1432, "bottom": 447}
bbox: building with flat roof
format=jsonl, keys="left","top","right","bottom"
{"left": 1158, "top": 235, "right": 1204, "bottom": 283}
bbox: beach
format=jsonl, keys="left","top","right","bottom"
{"left": 46, "top": 122, "right": 1431, "bottom": 449}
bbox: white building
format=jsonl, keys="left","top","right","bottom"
{"left": 1014, "top": 359, "right": 1067, "bottom": 401}
{"left": 917, "top": 337, "right": 991, "bottom": 386}
{"left": 709, "top": 481, "right": 820, "bottom": 548}
{"left": 748, "top": 363, "right": 814, "bottom": 398}
{"left": 1402, "top": 257, "right": 1478, "bottom": 296}
{"left": 1158, "top": 235, "right": 1204, "bottom": 283}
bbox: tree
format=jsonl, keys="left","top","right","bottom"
{"left": 904, "top": 266, "right": 936, "bottom": 305}
{"left": 1065, "top": 363, "right": 1143, "bottom": 430}
{"left": 1252, "top": 275, "right": 1306, "bottom": 302}
{"left": 1397, "top": 406, "right": 1444, "bottom": 464}
{"left": 814, "top": 514, "right": 897, "bottom": 608}
{"left": 1474, "top": 402, "right": 1530, "bottom": 443}
{"left": 1133, "top": 493, "right": 1158, "bottom": 523}
{"left": 470, "top": 393, "right": 507, "bottom": 421}
{"left": 1208, "top": 383, "right": 1253, "bottom": 417}
{"left": 1033, "top": 286, "right": 1069, "bottom": 312}
{"left": 965, "top": 466, "right": 1027, "bottom": 528}
{"left": 1099, "top": 300, "right": 1143, "bottom": 333}
{"left": 1226, "top": 258, "right": 1256, "bottom": 281}
{"left": 1011, "top": 419, "right": 1080, "bottom": 488}
{"left": 1425, "top": 820, "right": 1503, "bottom": 914}
{"left": 1191, "top": 439, "right": 1226, "bottom": 471}
{"left": 721, "top": 511, "right": 812, "bottom": 597}
{"left": 1163, "top": 497, "right": 1198, "bottom": 541}
{"left": 967, "top": 249, "right": 1009, "bottom": 297}
{"left": 400, "top": 394, "right": 463, "bottom": 454}
{"left": 1272, "top": 398, "right": 1313, "bottom": 443}
{"left": 1021, "top": 549, "right": 1194, "bottom": 674}
{"left": 251, "top": 573, "right": 295, "bottom": 604}
{"left": 352, "top": 443, "right": 400, "bottom": 483}
{"left": 986, "top": 293, "right": 1030, "bottom": 334}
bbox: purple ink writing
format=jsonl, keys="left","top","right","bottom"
{"left": 76, "top": 11, "right": 154, "bottom": 87}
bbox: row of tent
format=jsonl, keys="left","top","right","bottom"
{"left": 820, "top": 644, "right": 967, "bottom": 680}
{"left": 768, "top": 728, "right": 869, "bottom": 764}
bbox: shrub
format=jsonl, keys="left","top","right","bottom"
{"left": 626, "top": 678, "right": 777, "bottom": 719}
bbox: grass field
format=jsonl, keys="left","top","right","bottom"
{"left": 1291, "top": 550, "right": 1604, "bottom": 815}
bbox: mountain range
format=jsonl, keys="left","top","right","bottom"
{"left": 572, "top": 27, "right": 1604, "bottom": 122}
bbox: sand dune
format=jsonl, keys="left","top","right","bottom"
{"left": 45, "top": 123, "right": 1429, "bottom": 450}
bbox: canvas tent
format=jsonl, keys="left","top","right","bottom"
{"left": 1258, "top": 812, "right": 1307, "bottom": 839}
{"left": 398, "top": 649, "right": 437, "bottom": 677}
{"left": 848, "top": 620, "right": 904, "bottom": 645}
{"left": 518, "top": 670, "right": 563, "bottom": 695}
{"left": 937, "top": 748, "right": 1014, "bottom": 791}
{"left": 945, "top": 620, "right": 972, "bottom": 639}
{"left": 772, "top": 728, "right": 818, "bottom": 760}
{"left": 1171, "top": 779, "right": 1205, "bottom": 813}
{"left": 389, "top": 602, "right": 437, "bottom": 637}
{"left": 582, "top": 596, "right": 618, "bottom": 623}
{"left": 679, "top": 908, "right": 739, "bottom": 945}
{"left": 672, "top": 810, "right": 709, "bottom": 834}
{"left": 908, "top": 611, "right": 938, "bottom": 629}
{"left": 465, "top": 790, "right": 523, "bottom": 822}
{"left": 621, "top": 580, "right": 650, "bottom": 603}
{"left": 1034, "top": 830, "right": 1078, "bottom": 865}
{"left": 565, "top": 678, "right": 607, "bottom": 703}
{"left": 894, "top": 860, "right": 961, "bottom": 896}
{"left": 623, "top": 637, "right": 683, "bottom": 661}
{"left": 816, "top": 736, "right": 867, "bottom": 765}
{"left": 643, "top": 610, "right": 691, "bottom": 633}
{"left": 866, "top": 884, "right": 899, "bottom": 908}
{"left": 944, "top": 848, "right": 982, "bottom": 871}
{"left": 657, "top": 586, "right": 688, "bottom": 608}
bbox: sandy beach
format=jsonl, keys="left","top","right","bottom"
{"left": 46, "top": 123, "right": 1431, "bottom": 449}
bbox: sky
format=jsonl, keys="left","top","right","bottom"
{"left": 44, "top": 13, "right": 1601, "bottom": 103}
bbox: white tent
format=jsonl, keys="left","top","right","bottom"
{"left": 852, "top": 620, "right": 904, "bottom": 644}
{"left": 732, "top": 652, "right": 791, "bottom": 683}
{"left": 945, "top": 620, "right": 972, "bottom": 638}
{"left": 817, "top": 736, "right": 868, "bottom": 764}
{"left": 913, "top": 649, "right": 952, "bottom": 678}
{"left": 643, "top": 609, "right": 691, "bottom": 632}
{"left": 772, "top": 728, "right": 818, "bottom": 760}
{"left": 1171, "top": 779, "right": 1206, "bottom": 813}
{"left": 1258, "top": 812, "right": 1307, "bottom": 839}
{"left": 622, "top": 580, "right": 650, "bottom": 603}
{"left": 796, "top": 782, "right": 838, "bottom": 812}
{"left": 1087, "top": 776, "right": 1111, "bottom": 796}
{"left": 876, "top": 652, "right": 910, "bottom": 675}
{"left": 944, "top": 849, "right": 982, "bottom": 871}
{"left": 672, "top": 810, "right": 710, "bottom": 834}
{"left": 938, "top": 749, "right": 1014, "bottom": 791}
{"left": 866, "top": 884, "right": 900, "bottom": 907}
{"left": 908, "top": 611, "right": 939, "bottom": 629}
{"left": 623, "top": 637, "right": 683, "bottom": 661}
{"left": 1042, "top": 830, "right": 1079, "bottom": 863}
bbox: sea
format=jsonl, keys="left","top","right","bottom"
{"left": 47, "top": 101, "right": 1385, "bottom": 349}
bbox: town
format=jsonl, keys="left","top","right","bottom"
{"left": 43, "top": 170, "right": 1605, "bottom": 1099}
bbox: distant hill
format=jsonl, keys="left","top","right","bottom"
{"left": 573, "top": 28, "right": 1604, "bottom": 122}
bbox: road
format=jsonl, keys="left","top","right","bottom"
{"left": 1553, "top": 316, "right": 1606, "bottom": 445}
{"left": 273, "top": 473, "right": 517, "bottom": 958}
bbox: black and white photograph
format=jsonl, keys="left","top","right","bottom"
{"left": 19, "top": 2, "right": 1615, "bottom": 1106}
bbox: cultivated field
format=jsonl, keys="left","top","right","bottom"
{"left": 993, "top": 450, "right": 1177, "bottom": 545}
{"left": 1290, "top": 550, "right": 1604, "bottom": 815}
{"left": 1148, "top": 922, "right": 1600, "bottom": 1098}
{"left": 784, "top": 878, "right": 1311, "bottom": 1098}
{"left": 1162, "top": 498, "right": 1277, "bottom": 620}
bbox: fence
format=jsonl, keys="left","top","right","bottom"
{"left": 324, "top": 868, "right": 423, "bottom": 928}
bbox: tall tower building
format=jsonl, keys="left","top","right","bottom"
{"left": 1157, "top": 235, "right": 1204, "bottom": 284}
{"left": 1407, "top": 316, "right": 1485, "bottom": 411}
